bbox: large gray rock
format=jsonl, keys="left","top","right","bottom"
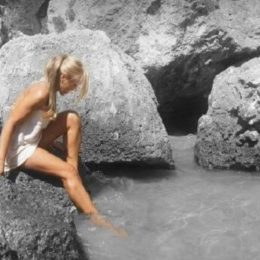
{"left": 46, "top": 0, "right": 260, "bottom": 117}
{"left": 0, "top": 29, "right": 173, "bottom": 168}
{"left": 0, "top": 0, "right": 48, "bottom": 47}
{"left": 195, "top": 57, "right": 260, "bottom": 170}
{"left": 0, "top": 170, "right": 87, "bottom": 259}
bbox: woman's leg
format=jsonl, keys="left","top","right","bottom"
{"left": 21, "top": 111, "right": 127, "bottom": 235}
{"left": 20, "top": 110, "right": 97, "bottom": 214}
{"left": 38, "top": 110, "right": 82, "bottom": 170}
{"left": 20, "top": 147, "right": 97, "bottom": 215}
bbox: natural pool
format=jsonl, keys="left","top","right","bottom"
{"left": 74, "top": 135, "right": 260, "bottom": 260}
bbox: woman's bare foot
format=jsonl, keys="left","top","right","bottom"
{"left": 90, "top": 213, "right": 128, "bottom": 238}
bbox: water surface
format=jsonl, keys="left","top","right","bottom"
{"left": 75, "top": 135, "right": 260, "bottom": 260}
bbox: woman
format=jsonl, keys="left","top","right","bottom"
{"left": 0, "top": 54, "right": 126, "bottom": 237}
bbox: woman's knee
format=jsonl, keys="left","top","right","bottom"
{"left": 67, "top": 111, "right": 81, "bottom": 129}
{"left": 62, "top": 163, "right": 79, "bottom": 180}
{"left": 62, "top": 164, "right": 81, "bottom": 190}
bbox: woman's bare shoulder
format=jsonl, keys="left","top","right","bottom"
{"left": 25, "top": 80, "right": 50, "bottom": 105}
{"left": 12, "top": 80, "right": 49, "bottom": 111}
{"left": 7, "top": 80, "right": 50, "bottom": 125}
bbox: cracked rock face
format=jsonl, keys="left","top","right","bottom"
{"left": 46, "top": 0, "right": 260, "bottom": 117}
{"left": 0, "top": 29, "right": 173, "bottom": 168}
{"left": 195, "top": 57, "right": 260, "bottom": 170}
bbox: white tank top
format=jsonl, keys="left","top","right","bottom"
{"left": 3, "top": 77, "right": 52, "bottom": 172}
{"left": 4, "top": 109, "right": 51, "bottom": 172}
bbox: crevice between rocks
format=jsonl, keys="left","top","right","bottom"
{"left": 87, "top": 159, "right": 174, "bottom": 172}
{"left": 36, "top": 0, "right": 50, "bottom": 34}
{"left": 146, "top": 48, "right": 260, "bottom": 135}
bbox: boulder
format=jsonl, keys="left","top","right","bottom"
{"left": 195, "top": 57, "right": 260, "bottom": 170}
{"left": 0, "top": 29, "right": 173, "bottom": 168}
{"left": 46, "top": 0, "right": 260, "bottom": 118}
{"left": 0, "top": 170, "right": 87, "bottom": 259}
{"left": 0, "top": 0, "right": 48, "bottom": 47}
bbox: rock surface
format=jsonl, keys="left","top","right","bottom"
{"left": 46, "top": 0, "right": 260, "bottom": 118}
{"left": 0, "top": 29, "right": 173, "bottom": 168}
{"left": 0, "top": 0, "right": 48, "bottom": 47}
{"left": 0, "top": 169, "right": 87, "bottom": 259}
{"left": 195, "top": 57, "right": 260, "bottom": 170}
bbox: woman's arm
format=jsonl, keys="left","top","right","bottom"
{"left": 0, "top": 85, "right": 49, "bottom": 175}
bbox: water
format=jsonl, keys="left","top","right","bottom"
{"left": 74, "top": 135, "right": 260, "bottom": 260}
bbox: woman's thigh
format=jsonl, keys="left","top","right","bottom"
{"left": 20, "top": 147, "right": 72, "bottom": 179}
{"left": 38, "top": 110, "right": 77, "bottom": 149}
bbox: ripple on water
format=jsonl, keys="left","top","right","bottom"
{"left": 75, "top": 135, "right": 260, "bottom": 260}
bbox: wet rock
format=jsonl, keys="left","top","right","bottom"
{"left": 0, "top": 171, "right": 87, "bottom": 259}
{"left": 0, "top": 29, "right": 173, "bottom": 168}
{"left": 46, "top": 0, "right": 260, "bottom": 118}
{"left": 195, "top": 57, "right": 260, "bottom": 170}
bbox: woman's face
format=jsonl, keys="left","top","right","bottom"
{"left": 59, "top": 73, "right": 79, "bottom": 95}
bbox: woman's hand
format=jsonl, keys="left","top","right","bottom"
{"left": 90, "top": 213, "right": 128, "bottom": 238}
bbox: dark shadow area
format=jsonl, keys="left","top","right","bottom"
{"left": 87, "top": 159, "right": 174, "bottom": 173}
{"left": 159, "top": 94, "right": 208, "bottom": 135}
{"left": 87, "top": 162, "right": 175, "bottom": 181}
{"left": 74, "top": 235, "right": 90, "bottom": 260}
{"left": 145, "top": 45, "right": 260, "bottom": 137}
{"left": 36, "top": 0, "right": 51, "bottom": 34}
{"left": 36, "top": 0, "right": 50, "bottom": 20}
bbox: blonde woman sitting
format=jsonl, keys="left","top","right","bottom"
{"left": 0, "top": 54, "right": 127, "bottom": 237}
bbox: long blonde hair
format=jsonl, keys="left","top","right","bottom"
{"left": 44, "top": 54, "right": 89, "bottom": 120}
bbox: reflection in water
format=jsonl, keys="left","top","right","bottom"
{"left": 75, "top": 135, "right": 260, "bottom": 260}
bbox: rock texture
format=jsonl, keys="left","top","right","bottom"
{"left": 0, "top": 0, "right": 48, "bottom": 47}
{"left": 46, "top": 0, "right": 260, "bottom": 119}
{"left": 195, "top": 57, "right": 260, "bottom": 170}
{"left": 0, "top": 29, "right": 173, "bottom": 168}
{"left": 0, "top": 169, "right": 87, "bottom": 259}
